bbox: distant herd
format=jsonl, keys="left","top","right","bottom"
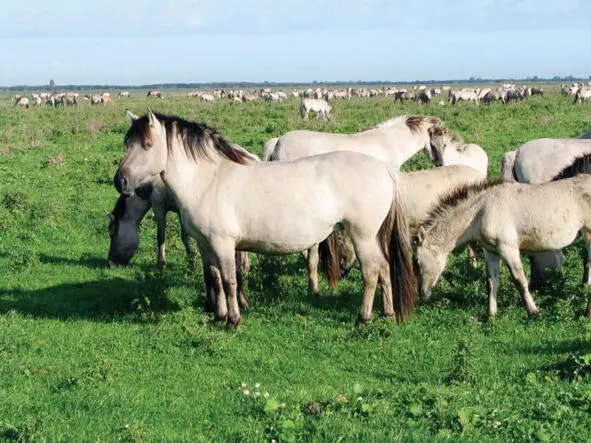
{"left": 10, "top": 82, "right": 591, "bottom": 112}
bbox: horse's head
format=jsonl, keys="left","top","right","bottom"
{"left": 115, "top": 108, "right": 168, "bottom": 198}
{"left": 107, "top": 201, "right": 140, "bottom": 267}
{"left": 415, "top": 226, "right": 447, "bottom": 300}
{"left": 426, "top": 126, "right": 447, "bottom": 166}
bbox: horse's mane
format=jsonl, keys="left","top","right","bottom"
{"left": 361, "top": 115, "right": 443, "bottom": 134}
{"left": 421, "top": 177, "right": 505, "bottom": 233}
{"left": 428, "top": 126, "right": 463, "bottom": 144}
{"left": 552, "top": 152, "right": 591, "bottom": 181}
{"left": 125, "top": 113, "right": 251, "bottom": 165}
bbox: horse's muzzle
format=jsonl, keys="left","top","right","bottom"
{"left": 114, "top": 171, "right": 134, "bottom": 197}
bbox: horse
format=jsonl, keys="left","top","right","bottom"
{"left": 415, "top": 177, "right": 591, "bottom": 318}
{"left": 265, "top": 115, "right": 445, "bottom": 170}
{"left": 450, "top": 89, "right": 478, "bottom": 106}
{"left": 147, "top": 90, "right": 163, "bottom": 99}
{"left": 300, "top": 98, "right": 332, "bottom": 121}
{"left": 427, "top": 127, "right": 488, "bottom": 176}
{"left": 575, "top": 87, "right": 591, "bottom": 104}
{"left": 114, "top": 109, "right": 416, "bottom": 327}
{"left": 14, "top": 97, "right": 29, "bottom": 108}
{"left": 506, "top": 137, "right": 591, "bottom": 286}
{"left": 329, "top": 165, "right": 487, "bottom": 277}
{"left": 107, "top": 177, "right": 251, "bottom": 311}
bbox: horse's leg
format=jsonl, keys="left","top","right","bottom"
{"left": 467, "top": 241, "right": 478, "bottom": 269}
{"left": 378, "top": 260, "right": 394, "bottom": 319}
{"left": 499, "top": 246, "right": 539, "bottom": 316}
{"left": 529, "top": 251, "right": 566, "bottom": 289}
{"left": 153, "top": 206, "right": 167, "bottom": 269}
{"left": 179, "top": 218, "right": 196, "bottom": 268}
{"left": 212, "top": 241, "right": 241, "bottom": 327}
{"left": 354, "top": 240, "right": 381, "bottom": 325}
{"left": 580, "top": 230, "right": 591, "bottom": 318}
{"left": 307, "top": 244, "right": 320, "bottom": 297}
{"left": 236, "top": 251, "right": 249, "bottom": 309}
{"left": 485, "top": 251, "right": 501, "bottom": 317}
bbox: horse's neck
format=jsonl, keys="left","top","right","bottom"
{"left": 375, "top": 125, "right": 429, "bottom": 165}
{"left": 425, "top": 199, "right": 482, "bottom": 253}
{"left": 161, "top": 147, "right": 218, "bottom": 211}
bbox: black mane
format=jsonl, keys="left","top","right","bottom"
{"left": 422, "top": 177, "right": 505, "bottom": 232}
{"left": 124, "top": 113, "right": 251, "bottom": 165}
{"left": 552, "top": 153, "right": 591, "bottom": 181}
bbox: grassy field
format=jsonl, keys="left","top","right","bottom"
{"left": 1, "top": 90, "right": 591, "bottom": 441}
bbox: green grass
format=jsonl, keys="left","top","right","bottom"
{"left": 1, "top": 91, "right": 591, "bottom": 441}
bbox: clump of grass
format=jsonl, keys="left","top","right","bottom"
{"left": 446, "top": 339, "right": 477, "bottom": 385}
{"left": 47, "top": 151, "right": 63, "bottom": 167}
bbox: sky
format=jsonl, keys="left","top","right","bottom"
{"left": 1, "top": 0, "right": 590, "bottom": 86}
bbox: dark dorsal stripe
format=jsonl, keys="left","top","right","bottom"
{"left": 552, "top": 153, "right": 591, "bottom": 181}
{"left": 124, "top": 113, "right": 251, "bottom": 165}
{"left": 422, "top": 177, "right": 505, "bottom": 232}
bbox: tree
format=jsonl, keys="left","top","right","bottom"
{"left": 49, "top": 79, "right": 55, "bottom": 90}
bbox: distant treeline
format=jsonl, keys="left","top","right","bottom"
{"left": 2, "top": 76, "right": 590, "bottom": 92}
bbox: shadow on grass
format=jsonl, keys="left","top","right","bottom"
{"left": 0, "top": 276, "right": 182, "bottom": 322}
{"left": 37, "top": 253, "right": 107, "bottom": 270}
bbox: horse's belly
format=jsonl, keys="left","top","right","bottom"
{"left": 517, "top": 226, "right": 579, "bottom": 251}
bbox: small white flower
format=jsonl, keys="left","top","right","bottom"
{"left": 357, "top": 396, "right": 363, "bottom": 402}
{"left": 243, "top": 389, "right": 250, "bottom": 396}
{"left": 241, "top": 382, "right": 247, "bottom": 388}
{"left": 254, "top": 391, "right": 261, "bottom": 397}
{"left": 280, "top": 402, "right": 286, "bottom": 408}
{"left": 255, "top": 382, "right": 261, "bottom": 389}
{"left": 264, "top": 392, "right": 270, "bottom": 398}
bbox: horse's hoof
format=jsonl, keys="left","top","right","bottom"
{"left": 527, "top": 308, "right": 540, "bottom": 318}
{"left": 355, "top": 316, "right": 370, "bottom": 328}
{"left": 381, "top": 311, "right": 395, "bottom": 319}
{"left": 227, "top": 316, "right": 241, "bottom": 329}
{"left": 159, "top": 262, "right": 167, "bottom": 271}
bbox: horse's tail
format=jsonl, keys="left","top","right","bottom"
{"left": 318, "top": 234, "right": 341, "bottom": 289}
{"left": 262, "top": 137, "right": 279, "bottom": 161}
{"left": 379, "top": 170, "right": 417, "bottom": 322}
{"left": 300, "top": 100, "right": 306, "bottom": 119}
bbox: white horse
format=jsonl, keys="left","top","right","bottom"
{"left": 513, "top": 138, "right": 591, "bottom": 185}
{"left": 264, "top": 115, "right": 445, "bottom": 170}
{"left": 416, "top": 177, "right": 591, "bottom": 318}
{"left": 427, "top": 127, "right": 488, "bottom": 176}
{"left": 300, "top": 98, "right": 332, "bottom": 121}
{"left": 114, "top": 110, "right": 416, "bottom": 327}
{"left": 450, "top": 89, "right": 479, "bottom": 105}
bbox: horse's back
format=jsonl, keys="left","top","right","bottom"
{"left": 515, "top": 138, "right": 591, "bottom": 184}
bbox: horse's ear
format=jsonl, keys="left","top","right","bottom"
{"left": 125, "top": 108, "right": 138, "bottom": 123}
{"left": 146, "top": 108, "right": 157, "bottom": 127}
{"left": 417, "top": 226, "right": 426, "bottom": 245}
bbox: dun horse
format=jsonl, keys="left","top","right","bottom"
{"left": 415, "top": 177, "right": 591, "bottom": 318}
{"left": 263, "top": 115, "right": 445, "bottom": 170}
{"left": 107, "top": 183, "right": 251, "bottom": 310}
{"left": 114, "top": 110, "right": 416, "bottom": 327}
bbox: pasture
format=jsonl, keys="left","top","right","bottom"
{"left": 1, "top": 89, "right": 591, "bottom": 441}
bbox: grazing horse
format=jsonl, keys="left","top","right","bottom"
{"left": 508, "top": 137, "right": 591, "bottom": 286}
{"left": 14, "top": 97, "right": 29, "bottom": 108}
{"left": 450, "top": 89, "right": 478, "bottom": 105}
{"left": 415, "top": 177, "right": 591, "bottom": 318}
{"left": 147, "top": 90, "right": 163, "bottom": 99}
{"left": 427, "top": 127, "right": 488, "bottom": 176}
{"left": 328, "top": 165, "right": 487, "bottom": 277}
{"left": 107, "top": 178, "right": 251, "bottom": 310}
{"left": 114, "top": 110, "right": 416, "bottom": 327}
{"left": 300, "top": 98, "right": 332, "bottom": 121}
{"left": 265, "top": 115, "right": 445, "bottom": 170}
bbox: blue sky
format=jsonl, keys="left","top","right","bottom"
{"left": 1, "top": 0, "right": 590, "bottom": 86}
